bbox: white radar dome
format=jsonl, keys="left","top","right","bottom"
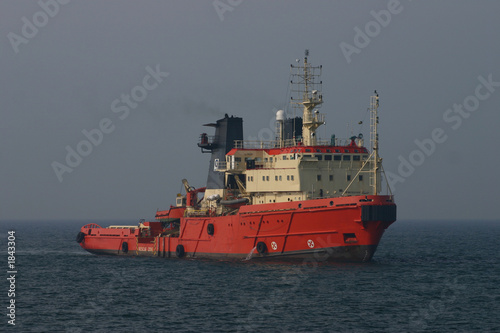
{"left": 276, "top": 110, "right": 285, "bottom": 121}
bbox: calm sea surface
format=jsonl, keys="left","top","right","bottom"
{"left": 0, "top": 220, "right": 498, "bottom": 332}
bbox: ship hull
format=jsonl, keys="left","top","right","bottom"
{"left": 78, "top": 195, "right": 396, "bottom": 262}
{"left": 83, "top": 245, "right": 379, "bottom": 262}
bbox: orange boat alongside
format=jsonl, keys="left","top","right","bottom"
{"left": 77, "top": 51, "right": 396, "bottom": 262}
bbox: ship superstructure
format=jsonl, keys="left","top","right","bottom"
{"left": 194, "top": 50, "right": 381, "bottom": 213}
{"left": 77, "top": 51, "right": 396, "bottom": 262}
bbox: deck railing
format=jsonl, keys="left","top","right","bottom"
{"left": 303, "top": 113, "right": 325, "bottom": 124}
{"left": 233, "top": 138, "right": 354, "bottom": 149}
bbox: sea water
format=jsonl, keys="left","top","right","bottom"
{"left": 0, "top": 220, "right": 498, "bottom": 332}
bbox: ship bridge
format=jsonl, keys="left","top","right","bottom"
{"left": 212, "top": 135, "right": 377, "bottom": 205}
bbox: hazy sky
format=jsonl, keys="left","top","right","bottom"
{"left": 1, "top": 0, "right": 499, "bottom": 222}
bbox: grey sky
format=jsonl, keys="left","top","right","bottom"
{"left": 1, "top": 0, "right": 499, "bottom": 222}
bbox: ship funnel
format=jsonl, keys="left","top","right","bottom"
{"left": 203, "top": 115, "right": 243, "bottom": 189}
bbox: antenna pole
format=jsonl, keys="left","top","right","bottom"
{"left": 290, "top": 50, "right": 324, "bottom": 146}
{"left": 370, "top": 91, "right": 380, "bottom": 195}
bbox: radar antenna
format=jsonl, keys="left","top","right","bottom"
{"left": 290, "top": 50, "right": 325, "bottom": 146}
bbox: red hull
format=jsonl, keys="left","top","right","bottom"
{"left": 78, "top": 195, "right": 396, "bottom": 262}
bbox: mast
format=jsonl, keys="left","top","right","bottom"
{"left": 370, "top": 91, "right": 380, "bottom": 195}
{"left": 290, "top": 50, "right": 324, "bottom": 146}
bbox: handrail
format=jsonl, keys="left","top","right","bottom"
{"left": 303, "top": 113, "right": 325, "bottom": 124}
{"left": 83, "top": 223, "right": 102, "bottom": 229}
{"left": 233, "top": 138, "right": 354, "bottom": 149}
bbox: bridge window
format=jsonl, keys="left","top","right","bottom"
{"left": 316, "top": 155, "right": 323, "bottom": 161}
{"left": 334, "top": 155, "right": 341, "bottom": 161}
{"left": 325, "top": 155, "right": 332, "bottom": 161}
{"left": 353, "top": 155, "right": 360, "bottom": 161}
{"left": 343, "top": 155, "right": 351, "bottom": 161}
{"left": 305, "top": 149, "right": 311, "bottom": 152}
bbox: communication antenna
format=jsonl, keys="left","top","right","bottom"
{"left": 370, "top": 90, "right": 380, "bottom": 195}
{"left": 290, "top": 50, "right": 324, "bottom": 146}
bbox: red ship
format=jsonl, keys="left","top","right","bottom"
{"left": 77, "top": 51, "right": 396, "bottom": 262}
